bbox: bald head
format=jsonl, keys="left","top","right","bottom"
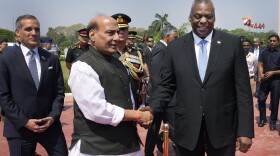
{"left": 87, "top": 15, "right": 119, "bottom": 55}
{"left": 253, "top": 37, "right": 261, "bottom": 48}
{"left": 87, "top": 16, "right": 117, "bottom": 35}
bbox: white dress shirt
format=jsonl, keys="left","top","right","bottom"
{"left": 192, "top": 31, "right": 213, "bottom": 63}
{"left": 68, "top": 61, "right": 143, "bottom": 156}
{"left": 246, "top": 52, "right": 258, "bottom": 77}
{"left": 21, "top": 44, "right": 41, "bottom": 80}
{"left": 253, "top": 47, "right": 260, "bottom": 59}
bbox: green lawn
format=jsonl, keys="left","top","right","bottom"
{"left": 60, "top": 61, "right": 71, "bottom": 93}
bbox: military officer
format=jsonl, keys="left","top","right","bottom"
{"left": 112, "top": 13, "right": 147, "bottom": 109}
{"left": 66, "top": 28, "right": 90, "bottom": 70}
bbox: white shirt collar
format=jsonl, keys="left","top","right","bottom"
{"left": 160, "top": 40, "right": 167, "bottom": 46}
{"left": 20, "top": 44, "right": 39, "bottom": 56}
{"left": 192, "top": 30, "right": 213, "bottom": 45}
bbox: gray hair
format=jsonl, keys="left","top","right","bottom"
{"left": 15, "top": 14, "right": 38, "bottom": 30}
{"left": 161, "top": 25, "right": 177, "bottom": 39}
{"left": 190, "top": 0, "right": 215, "bottom": 15}
{"left": 253, "top": 38, "right": 260, "bottom": 42}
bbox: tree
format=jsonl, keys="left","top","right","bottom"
{"left": 177, "top": 22, "right": 191, "bottom": 37}
{"left": 45, "top": 24, "right": 86, "bottom": 48}
{"left": 0, "top": 28, "right": 14, "bottom": 42}
{"left": 149, "top": 13, "right": 171, "bottom": 33}
{"left": 46, "top": 27, "right": 66, "bottom": 46}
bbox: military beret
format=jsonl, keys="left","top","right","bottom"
{"left": 40, "top": 37, "right": 52, "bottom": 43}
{"left": 111, "top": 13, "right": 131, "bottom": 28}
{"left": 77, "top": 28, "right": 87, "bottom": 37}
{"left": 128, "top": 31, "right": 137, "bottom": 39}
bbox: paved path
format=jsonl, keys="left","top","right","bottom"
{"left": 0, "top": 94, "right": 279, "bottom": 156}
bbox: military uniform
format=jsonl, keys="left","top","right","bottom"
{"left": 66, "top": 28, "right": 90, "bottom": 65}
{"left": 120, "top": 45, "right": 145, "bottom": 108}
{"left": 66, "top": 43, "right": 90, "bottom": 63}
{"left": 111, "top": 14, "right": 145, "bottom": 108}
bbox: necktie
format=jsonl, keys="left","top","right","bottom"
{"left": 198, "top": 40, "right": 208, "bottom": 81}
{"left": 28, "top": 50, "right": 39, "bottom": 89}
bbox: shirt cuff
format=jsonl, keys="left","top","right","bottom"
{"left": 111, "top": 106, "right": 125, "bottom": 127}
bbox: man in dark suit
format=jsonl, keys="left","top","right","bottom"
{"left": 142, "top": 36, "right": 154, "bottom": 103}
{"left": 141, "top": 0, "right": 254, "bottom": 155}
{"left": 0, "top": 14, "right": 68, "bottom": 156}
{"left": 142, "top": 36, "right": 154, "bottom": 69}
{"left": 145, "top": 25, "right": 178, "bottom": 156}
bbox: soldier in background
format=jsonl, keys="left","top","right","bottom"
{"left": 66, "top": 28, "right": 90, "bottom": 70}
{"left": 40, "top": 37, "right": 52, "bottom": 51}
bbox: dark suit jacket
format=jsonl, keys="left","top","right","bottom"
{"left": 249, "top": 46, "right": 266, "bottom": 60}
{"left": 150, "top": 30, "right": 254, "bottom": 150}
{"left": 0, "top": 45, "right": 65, "bottom": 138}
{"left": 142, "top": 45, "right": 152, "bottom": 69}
{"left": 150, "top": 41, "right": 167, "bottom": 94}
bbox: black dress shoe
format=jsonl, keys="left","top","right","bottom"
{"left": 258, "top": 120, "right": 266, "bottom": 127}
{"left": 270, "top": 123, "right": 276, "bottom": 131}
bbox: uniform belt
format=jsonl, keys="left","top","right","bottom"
{"left": 249, "top": 76, "right": 254, "bottom": 79}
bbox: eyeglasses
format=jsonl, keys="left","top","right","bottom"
{"left": 147, "top": 40, "right": 154, "bottom": 42}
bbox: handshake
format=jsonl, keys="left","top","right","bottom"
{"left": 124, "top": 106, "right": 154, "bottom": 129}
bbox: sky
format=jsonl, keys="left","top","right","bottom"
{"left": 0, "top": 0, "right": 279, "bottom": 35}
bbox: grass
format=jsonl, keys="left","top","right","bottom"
{"left": 60, "top": 61, "right": 71, "bottom": 93}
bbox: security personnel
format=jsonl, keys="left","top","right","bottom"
{"left": 112, "top": 13, "right": 146, "bottom": 109}
{"left": 257, "top": 34, "right": 280, "bottom": 131}
{"left": 40, "top": 37, "right": 52, "bottom": 51}
{"left": 66, "top": 28, "right": 90, "bottom": 70}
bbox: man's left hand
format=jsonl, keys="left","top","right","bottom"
{"left": 236, "top": 137, "right": 252, "bottom": 153}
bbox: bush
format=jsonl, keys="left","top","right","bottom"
{"left": 59, "top": 57, "right": 65, "bottom": 61}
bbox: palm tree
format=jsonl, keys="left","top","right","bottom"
{"left": 150, "top": 13, "right": 171, "bottom": 33}
{"left": 177, "top": 22, "right": 191, "bottom": 37}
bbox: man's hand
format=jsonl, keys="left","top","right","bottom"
{"left": 138, "top": 106, "right": 154, "bottom": 129}
{"left": 261, "top": 71, "right": 274, "bottom": 81}
{"left": 24, "top": 119, "right": 43, "bottom": 132}
{"left": 236, "top": 137, "right": 252, "bottom": 153}
{"left": 34, "top": 117, "right": 55, "bottom": 133}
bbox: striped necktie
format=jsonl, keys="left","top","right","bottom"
{"left": 28, "top": 50, "right": 39, "bottom": 89}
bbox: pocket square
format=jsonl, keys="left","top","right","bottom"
{"left": 48, "top": 66, "right": 53, "bottom": 70}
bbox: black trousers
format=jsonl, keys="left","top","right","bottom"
{"left": 175, "top": 118, "right": 236, "bottom": 156}
{"left": 258, "top": 79, "right": 280, "bottom": 123}
{"left": 7, "top": 125, "right": 68, "bottom": 156}
{"left": 145, "top": 104, "right": 175, "bottom": 156}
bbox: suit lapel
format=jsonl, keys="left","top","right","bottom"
{"left": 183, "top": 33, "right": 202, "bottom": 84}
{"left": 203, "top": 30, "right": 223, "bottom": 84}
{"left": 152, "top": 42, "right": 166, "bottom": 57}
{"left": 14, "top": 46, "right": 37, "bottom": 87}
{"left": 38, "top": 48, "right": 48, "bottom": 88}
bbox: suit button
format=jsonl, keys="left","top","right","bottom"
{"left": 201, "top": 88, "right": 205, "bottom": 92}
{"left": 128, "top": 99, "right": 130, "bottom": 102}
